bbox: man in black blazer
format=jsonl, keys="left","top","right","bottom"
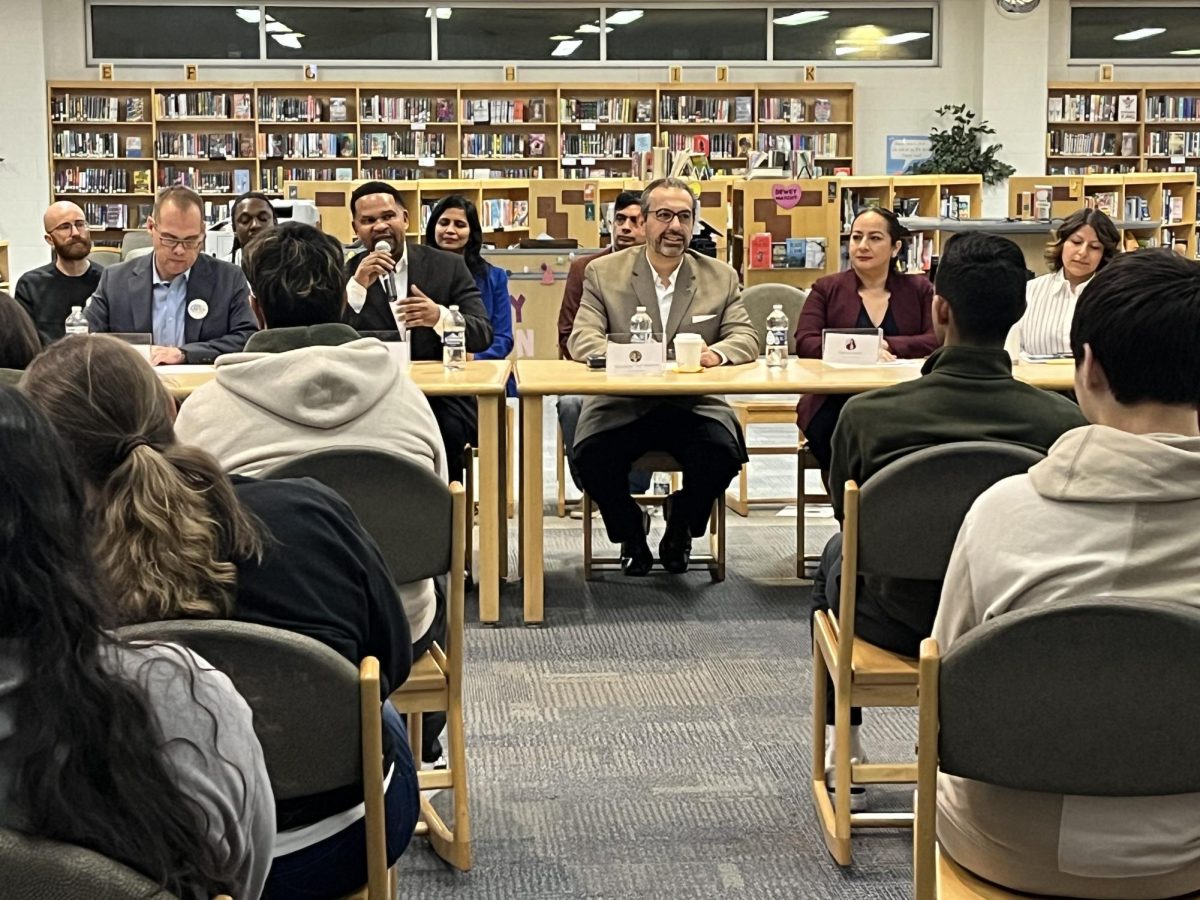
{"left": 86, "top": 185, "right": 257, "bottom": 365}
{"left": 343, "top": 181, "right": 492, "bottom": 481}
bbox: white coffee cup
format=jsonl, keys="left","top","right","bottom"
{"left": 673, "top": 332, "right": 704, "bottom": 373}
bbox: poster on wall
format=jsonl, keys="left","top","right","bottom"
{"left": 885, "top": 135, "right": 933, "bottom": 175}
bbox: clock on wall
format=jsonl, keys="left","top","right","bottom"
{"left": 995, "top": 0, "right": 1041, "bottom": 15}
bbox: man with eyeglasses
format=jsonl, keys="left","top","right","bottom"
{"left": 556, "top": 190, "right": 649, "bottom": 508}
{"left": 87, "top": 185, "right": 257, "bottom": 364}
{"left": 568, "top": 177, "right": 759, "bottom": 576}
{"left": 14, "top": 201, "right": 104, "bottom": 342}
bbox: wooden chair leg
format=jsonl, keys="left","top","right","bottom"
{"left": 582, "top": 492, "right": 594, "bottom": 580}
{"left": 811, "top": 630, "right": 852, "bottom": 866}
{"left": 796, "top": 446, "right": 806, "bottom": 579}
{"left": 505, "top": 405, "right": 515, "bottom": 520}
{"left": 463, "top": 443, "right": 475, "bottom": 581}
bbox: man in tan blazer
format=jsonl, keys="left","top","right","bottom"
{"left": 568, "top": 177, "right": 759, "bottom": 576}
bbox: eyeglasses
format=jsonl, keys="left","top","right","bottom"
{"left": 156, "top": 233, "right": 205, "bottom": 250}
{"left": 647, "top": 208, "right": 694, "bottom": 226}
{"left": 50, "top": 220, "right": 90, "bottom": 235}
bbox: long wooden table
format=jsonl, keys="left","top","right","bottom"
{"left": 159, "top": 359, "right": 513, "bottom": 623}
{"left": 516, "top": 357, "right": 1075, "bottom": 625}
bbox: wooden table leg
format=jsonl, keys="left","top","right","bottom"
{"left": 521, "top": 395, "right": 544, "bottom": 625}
{"left": 477, "top": 395, "right": 501, "bottom": 624}
{"left": 497, "top": 400, "right": 508, "bottom": 581}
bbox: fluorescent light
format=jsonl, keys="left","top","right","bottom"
{"left": 773, "top": 10, "right": 829, "bottom": 27}
{"left": 1113, "top": 27, "right": 1165, "bottom": 41}
{"left": 576, "top": 22, "right": 612, "bottom": 33}
{"left": 235, "top": 8, "right": 260, "bottom": 24}
{"left": 271, "top": 32, "right": 304, "bottom": 49}
{"left": 425, "top": 7, "right": 451, "bottom": 19}
{"left": 607, "top": 9, "right": 644, "bottom": 25}
{"left": 549, "top": 35, "right": 574, "bottom": 41}
{"left": 835, "top": 46, "right": 862, "bottom": 55}
{"left": 265, "top": 20, "right": 291, "bottom": 33}
{"left": 552, "top": 39, "right": 583, "bottom": 57}
{"left": 880, "top": 31, "right": 930, "bottom": 44}
{"left": 1171, "top": 48, "right": 1200, "bottom": 55}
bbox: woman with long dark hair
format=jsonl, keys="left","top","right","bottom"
{"left": 0, "top": 384, "right": 273, "bottom": 898}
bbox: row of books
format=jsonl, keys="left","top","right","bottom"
{"left": 758, "top": 97, "right": 834, "bottom": 123}
{"left": 1048, "top": 94, "right": 1138, "bottom": 123}
{"left": 51, "top": 94, "right": 145, "bottom": 123}
{"left": 156, "top": 91, "right": 253, "bottom": 120}
{"left": 748, "top": 234, "right": 828, "bottom": 270}
{"left": 1146, "top": 95, "right": 1200, "bottom": 123}
{"left": 258, "top": 167, "right": 354, "bottom": 192}
{"left": 361, "top": 165, "right": 455, "bottom": 179}
{"left": 562, "top": 132, "right": 652, "bottom": 156}
{"left": 1162, "top": 190, "right": 1187, "bottom": 224}
{"left": 757, "top": 132, "right": 841, "bottom": 156}
{"left": 82, "top": 202, "right": 151, "bottom": 230}
{"left": 54, "top": 167, "right": 151, "bottom": 193}
{"left": 558, "top": 97, "right": 654, "bottom": 124}
{"left": 360, "top": 95, "right": 455, "bottom": 123}
{"left": 257, "top": 95, "right": 351, "bottom": 123}
{"left": 419, "top": 198, "right": 529, "bottom": 231}
{"left": 1048, "top": 163, "right": 1139, "bottom": 175}
{"left": 461, "top": 133, "right": 546, "bottom": 158}
{"left": 460, "top": 166, "right": 547, "bottom": 179}
{"left": 54, "top": 131, "right": 122, "bottom": 158}
{"left": 1146, "top": 130, "right": 1200, "bottom": 158}
{"left": 461, "top": 99, "right": 548, "bottom": 124}
{"left": 903, "top": 233, "right": 934, "bottom": 274}
{"left": 257, "top": 133, "right": 355, "bottom": 159}
{"left": 562, "top": 166, "right": 624, "bottom": 178}
{"left": 1047, "top": 131, "right": 1137, "bottom": 157}
{"left": 658, "top": 95, "right": 753, "bottom": 124}
{"left": 1086, "top": 191, "right": 1121, "bottom": 217}
{"left": 158, "top": 166, "right": 254, "bottom": 195}
{"left": 157, "top": 132, "right": 242, "bottom": 159}
{"left": 361, "top": 132, "right": 449, "bottom": 158}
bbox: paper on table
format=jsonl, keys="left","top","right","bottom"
{"left": 1019, "top": 352, "right": 1073, "bottom": 365}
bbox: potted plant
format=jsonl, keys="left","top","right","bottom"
{"left": 907, "top": 103, "right": 1016, "bottom": 185}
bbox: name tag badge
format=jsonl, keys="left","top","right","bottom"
{"left": 187, "top": 298, "right": 209, "bottom": 320}
{"left": 607, "top": 338, "right": 664, "bottom": 376}
{"left": 821, "top": 328, "right": 882, "bottom": 367}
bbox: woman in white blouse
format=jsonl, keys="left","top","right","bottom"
{"left": 1006, "top": 208, "right": 1120, "bottom": 359}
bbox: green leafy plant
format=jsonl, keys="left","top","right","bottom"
{"left": 907, "top": 103, "right": 1016, "bottom": 185}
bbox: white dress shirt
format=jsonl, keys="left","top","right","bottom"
{"left": 346, "top": 241, "right": 409, "bottom": 328}
{"left": 649, "top": 251, "right": 724, "bottom": 363}
{"left": 1005, "top": 270, "right": 1090, "bottom": 359}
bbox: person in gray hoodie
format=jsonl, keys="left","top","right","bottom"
{"left": 933, "top": 248, "right": 1200, "bottom": 899}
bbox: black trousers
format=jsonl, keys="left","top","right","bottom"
{"left": 429, "top": 395, "right": 478, "bottom": 486}
{"left": 809, "top": 532, "right": 935, "bottom": 727}
{"left": 802, "top": 394, "right": 852, "bottom": 472}
{"left": 575, "top": 405, "right": 746, "bottom": 544}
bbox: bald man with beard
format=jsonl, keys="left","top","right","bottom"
{"left": 14, "top": 201, "right": 104, "bottom": 342}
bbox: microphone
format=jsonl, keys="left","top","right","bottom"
{"left": 374, "top": 239, "right": 397, "bottom": 301}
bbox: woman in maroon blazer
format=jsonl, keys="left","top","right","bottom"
{"left": 795, "top": 207, "right": 940, "bottom": 472}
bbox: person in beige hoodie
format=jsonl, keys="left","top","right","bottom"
{"left": 933, "top": 248, "right": 1200, "bottom": 899}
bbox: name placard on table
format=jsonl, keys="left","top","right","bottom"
{"left": 607, "top": 339, "right": 664, "bottom": 376}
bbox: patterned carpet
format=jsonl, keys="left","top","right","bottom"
{"left": 397, "top": 415, "right": 916, "bottom": 898}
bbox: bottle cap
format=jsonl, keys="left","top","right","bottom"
{"left": 449, "top": 304, "right": 459, "bottom": 311}
{"left": 635, "top": 306, "right": 646, "bottom": 312}
{"left": 71, "top": 306, "right": 82, "bottom": 312}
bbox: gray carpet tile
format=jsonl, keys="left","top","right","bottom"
{"left": 397, "top": 402, "right": 916, "bottom": 898}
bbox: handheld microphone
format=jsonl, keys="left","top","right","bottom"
{"left": 374, "top": 239, "right": 397, "bottom": 301}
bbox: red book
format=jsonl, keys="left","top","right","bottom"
{"left": 749, "top": 232, "right": 772, "bottom": 269}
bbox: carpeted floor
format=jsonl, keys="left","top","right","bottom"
{"left": 397, "top": 412, "right": 916, "bottom": 898}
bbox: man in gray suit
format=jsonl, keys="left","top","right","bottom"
{"left": 87, "top": 185, "right": 257, "bottom": 365}
{"left": 569, "top": 177, "right": 759, "bottom": 576}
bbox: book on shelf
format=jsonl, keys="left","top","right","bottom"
{"left": 771, "top": 242, "right": 787, "bottom": 268}
{"left": 1169, "top": 132, "right": 1186, "bottom": 156}
{"left": 1117, "top": 94, "right": 1138, "bottom": 123}
{"left": 1120, "top": 132, "right": 1137, "bottom": 157}
{"left": 805, "top": 237, "right": 827, "bottom": 270}
{"left": 125, "top": 136, "right": 142, "bottom": 158}
{"left": 125, "top": 97, "right": 145, "bottom": 123}
{"left": 133, "top": 170, "right": 151, "bottom": 193}
{"left": 328, "top": 98, "right": 347, "bottom": 123}
{"left": 749, "top": 232, "right": 772, "bottom": 269}
{"left": 528, "top": 133, "right": 546, "bottom": 157}
{"left": 733, "top": 96, "right": 753, "bottom": 124}
{"left": 1034, "top": 184, "right": 1052, "bottom": 219}
{"left": 691, "top": 134, "right": 711, "bottom": 156}
{"left": 813, "top": 98, "right": 833, "bottom": 123}
{"left": 1086, "top": 191, "right": 1118, "bottom": 215}
{"left": 335, "top": 167, "right": 354, "bottom": 181}
{"left": 791, "top": 149, "right": 816, "bottom": 179}
{"left": 1169, "top": 195, "right": 1185, "bottom": 223}
{"left": 635, "top": 98, "right": 653, "bottom": 123}
{"left": 469, "top": 100, "right": 490, "bottom": 123}
{"left": 783, "top": 238, "right": 808, "bottom": 268}
{"left": 513, "top": 199, "right": 529, "bottom": 227}
{"left": 233, "top": 168, "right": 251, "bottom": 194}
{"left": 1047, "top": 97, "right": 1064, "bottom": 122}
{"left": 233, "top": 93, "right": 253, "bottom": 120}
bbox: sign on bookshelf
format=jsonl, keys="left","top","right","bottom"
{"left": 885, "top": 135, "right": 933, "bottom": 175}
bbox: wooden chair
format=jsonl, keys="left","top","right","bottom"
{"left": 582, "top": 450, "right": 725, "bottom": 582}
{"left": 116, "top": 621, "right": 394, "bottom": 899}
{"left": 914, "top": 599, "right": 1200, "bottom": 899}
{"left": 812, "top": 441, "right": 1044, "bottom": 866}
{"left": 260, "top": 447, "right": 472, "bottom": 870}
{"left": 725, "top": 283, "right": 807, "bottom": 518}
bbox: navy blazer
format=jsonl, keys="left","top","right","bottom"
{"left": 794, "top": 267, "right": 939, "bottom": 431}
{"left": 86, "top": 252, "right": 257, "bottom": 364}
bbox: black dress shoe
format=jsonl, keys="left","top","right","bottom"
{"left": 658, "top": 522, "right": 692, "bottom": 574}
{"left": 621, "top": 538, "right": 654, "bottom": 576}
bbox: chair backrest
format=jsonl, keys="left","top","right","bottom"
{"left": 116, "top": 620, "right": 362, "bottom": 800}
{"left": 124, "top": 246, "right": 154, "bottom": 262}
{"left": 88, "top": 247, "right": 122, "bottom": 268}
{"left": 120, "top": 231, "right": 153, "bottom": 259}
{"left": 0, "top": 828, "right": 176, "bottom": 899}
{"left": 739, "top": 283, "right": 806, "bottom": 355}
{"left": 938, "top": 598, "right": 1200, "bottom": 796}
{"left": 260, "top": 447, "right": 453, "bottom": 584}
{"left": 856, "top": 441, "right": 1043, "bottom": 581}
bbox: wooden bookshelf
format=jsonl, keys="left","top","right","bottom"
{"left": 0, "top": 241, "right": 10, "bottom": 292}
{"left": 47, "top": 81, "right": 857, "bottom": 235}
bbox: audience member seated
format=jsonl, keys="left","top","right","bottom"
{"left": 22, "top": 335, "right": 421, "bottom": 900}
{"left": 14, "top": 201, "right": 103, "bottom": 342}
{"left": 86, "top": 185, "right": 258, "bottom": 365}
{"left": 795, "top": 207, "right": 940, "bottom": 474}
{"left": 932, "top": 248, "right": 1200, "bottom": 899}
{"left": 568, "top": 177, "right": 759, "bottom": 576}
{"left": 557, "top": 189, "right": 650, "bottom": 503}
{"left": 342, "top": 181, "right": 493, "bottom": 483}
{"left": 1005, "top": 207, "right": 1120, "bottom": 359}
{"left": 0, "top": 293, "right": 42, "bottom": 385}
{"left": 812, "top": 233, "right": 1086, "bottom": 807}
{"left": 0, "top": 385, "right": 274, "bottom": 899}
{"left": 230, "top": 190, "right": 278, "bottom": 266}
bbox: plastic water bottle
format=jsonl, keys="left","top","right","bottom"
{"left": 629, "top": 305, "right": 652, "bottom": 344}
{"left": 765, "top": 303, "right": 789, "bottom": 368}
{"left": 64, "top": 305, "right": 89, "bottom": 338}
{"left": 443, "top": 304, "right": 466, "bottom": 370}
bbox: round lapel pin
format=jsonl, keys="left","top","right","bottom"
{"left": 187, "top": 299, "right": 209, "bottom": 320}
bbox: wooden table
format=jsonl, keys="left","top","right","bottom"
{"left": 516, "top": 357, "right": 1075, "bottom": 625}
{"left": 160, "top": 359, "right": 513, "bottom": 624}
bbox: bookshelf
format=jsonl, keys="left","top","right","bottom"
{"left": 0, "top": 241, "right": 9, "bottom": 292}
{"left": 47, "top": 81, "right": 856, "bottom": 240}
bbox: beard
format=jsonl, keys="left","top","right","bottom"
{"left": 56, "top": 238, "right": 92, "bottom": 260}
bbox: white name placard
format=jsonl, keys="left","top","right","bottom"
{"left": 607, "top": 339, "right": 664, "bottom": 376}
{"left": 822, "top": 328, "right": 882, "bottom": 366}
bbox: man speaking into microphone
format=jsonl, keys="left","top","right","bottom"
{"left": 344, "top": 181, "right": 493, "bottom": 482}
